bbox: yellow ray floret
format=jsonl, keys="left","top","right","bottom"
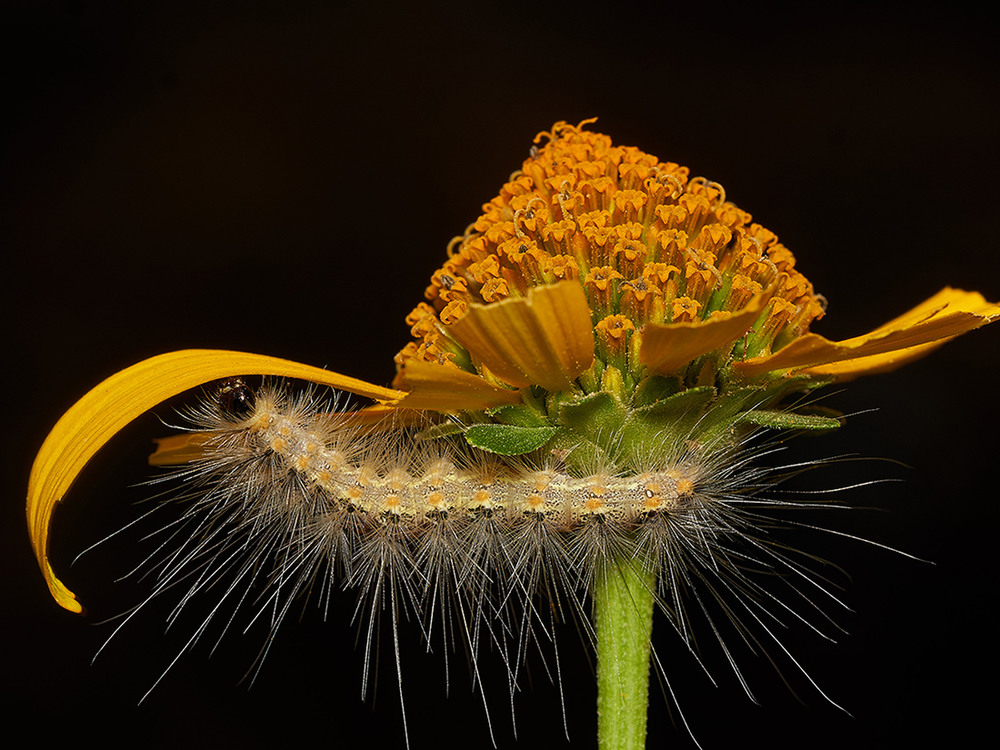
{"left": 391, "top": 359, "right": 523, "bottom": 410}
{"left": 27, "top": 349, "right": 404, "bottom": 614}
{"left": 148, "top": 432, "right": 215, "bottom": 465}
{"left": 640, "top": 291, "right": 770, "bottom": 375}
{"left": 734, "top": 288, "right": 1000, "bottom": 379}
{"left": 446, "top": 281, "right": 595, "bottom": 392}
{"left": 148, "top": 404, "right": 423, "bottom": 467}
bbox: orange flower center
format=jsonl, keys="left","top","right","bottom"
{"left": 396, "top": 119, "right": 826, "bottom": 385}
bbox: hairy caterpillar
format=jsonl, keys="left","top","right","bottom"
{"left": 97, "top": 376, "right": 860, "bottom": 747}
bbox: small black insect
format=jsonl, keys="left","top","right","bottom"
{"left": 216, "top": 377, "right": 256, "bottom": 419}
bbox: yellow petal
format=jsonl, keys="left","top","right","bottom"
{"left": 148, "top": 404, "right": 425, "bottom": 467}
{"left": 445, "top": 281, "right": 595, "bottom": 392}
{"left": 795, "top": 338, "right": 952, "bottom": 380}
{"left": 28, "top": 349, "right": 404, "bottom": 613}
{"left": 392, "top": 359, "right": 523, "bottom": 410}
{"left": 734, "top": 288, "right": 1000, "bottom": 379}
{"left": 640, "top": 292, "right": 769, "bottom": 374}
{"left": 148, "top": 433, "right": 214, "bottom": 466}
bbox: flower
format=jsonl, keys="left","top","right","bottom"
{"left": 23, "top": 119, "right": 1000, "bottom": 750}
{"left": 27, "top": 119, "right": 999, "bottom": 617}
{"left": 393, "top": 118, "right": 999, "bottom": 411}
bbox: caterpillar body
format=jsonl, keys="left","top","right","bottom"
{"left": 165, "top": 379, "right": 714, "bottom": 580}
{"left": 234, "top": 388, "right": 695, "bottom": 527}
{"left": 108, "top": 377, "right": 850, "bottom": 746}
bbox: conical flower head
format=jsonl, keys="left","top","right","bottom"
{"left": 395, "top": 119, "right": 824, "bottom": 401}
{"left": 393, "top": 119, "right": 997, "bottom": 426}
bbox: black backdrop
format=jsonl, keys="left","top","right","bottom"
{"left": 3, "top": 2, "right": 998, "bottom": 748}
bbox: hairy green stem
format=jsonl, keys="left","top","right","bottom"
{"left": 594, "top": 554, "right": 657, "bottom": 750}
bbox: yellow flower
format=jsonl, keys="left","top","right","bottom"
{"left": 392, "top": 118, "right": 999, "bottom": 407}
{"left": 26, "top": 118, "right": 999, "bottom": 617}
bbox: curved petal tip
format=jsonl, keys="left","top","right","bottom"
{"left": 27, "top": 349, "right": 403, "bottom": 612}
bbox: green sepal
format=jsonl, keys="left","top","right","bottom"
{"left": 631, "top": 375, "right": 682, "bottom": 408}
{"left": 693, "top": 385, "right": 812, "bottom": 446}
{"left": 739, "top": 408, "right": 842, "bottom": 432}
{"left": 550, "top": 392, "right": 630, "bottom": 472}
{"left": 615, "top": 386, "right": 717, "bottom": 464}
{"left": 625, "top": 386, "right": 716, "bottom": 437}
{"left": 558, "top": 391, "right": 628, "bottom": 444}
{"left": 546, "top": 429, "right": 612, "bottom": 475}
{"left": 414, "top": 420, "right": 465, "bottom": 441}
{"left": 464, "top": 424, "right": 561, "bottom": 455}
{"left": 486, "top": 403, "right": 550, "bottom": 428}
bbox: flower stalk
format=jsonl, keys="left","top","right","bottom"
{"left": 595, "top": 552, "right": 657, "bottom": 750}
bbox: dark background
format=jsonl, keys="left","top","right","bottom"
{"left": 3, "top": 1, "right": 997, "bottom": 748}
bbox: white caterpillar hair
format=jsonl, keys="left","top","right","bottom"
{"left": 90, "top": 377, "right": 892, "bottom": 747}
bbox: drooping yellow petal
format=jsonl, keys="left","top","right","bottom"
{"left": 445, "top": 281, "right": 595, "bottom": 392}
{"left": 639, "top": 292, "right": 769, "bottom": 375}
{"left": 148, "top": 433, "right": 215, "bottom": 465}
{"left": 392, "top": 359, "right": 523, "bottom": 410}
{"left": 734, "top": 288, "right": 1000, "bottom": 379}
{"left": 148, "top": 404, "right": 425, "bottom": 467}
{"left": 28, "top": 349, "right": 404, "bottom": 613}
